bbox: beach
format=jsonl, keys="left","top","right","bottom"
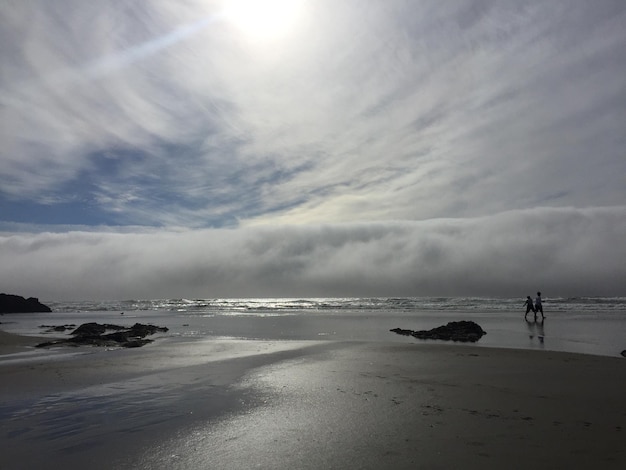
{"left": 1, "top": 329, "right": 625, "bottom": 469}
{"left": 0, "top": 329, "right": 46, "bottom": 352}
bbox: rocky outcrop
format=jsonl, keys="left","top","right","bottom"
{"left": 40, "top": 324, "right": 76, "bottom": 332}
{"left": 0, "top": 293, "right": 52, "bottom": 313}
{"left": 36, "top": 322, "right": 168, "bottom": 349}
{"left": 391, "top": 320, "right": 486, "bottom": 343}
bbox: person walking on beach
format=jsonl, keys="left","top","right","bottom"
{"left": 534, "top": 292, "right": 544, "bottom": 319}
{"left": 524, "top": 296, "right": 536, "bottom": 318}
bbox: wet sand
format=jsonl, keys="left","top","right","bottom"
{"left": 1, "top": 331, "right": 625, "bottom": 469}
{"left": 0, "top": 329, "right": 47, "bottom": 352}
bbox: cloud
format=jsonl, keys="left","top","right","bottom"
{"left": 2, "top": 1, "right": 625, "bottom": 228}
{"left": 2, "top": 207, "right": 624, "bottom": 300}
{"left": 1, "top": 2, "right": 625, "bottom": 301}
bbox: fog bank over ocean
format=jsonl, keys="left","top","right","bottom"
{"left": 2, "top": 207, "right": 626, "bottom": 300}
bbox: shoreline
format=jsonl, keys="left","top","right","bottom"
{"left": 1, "top": 306, "right": 625, "bottom": 358}
{"left": 2, "top": 322, "right": 625, "bottom": 359}
{"left": 1, "top": 331, "right": 625, "bottom": 468}
{"left": 0, "top": 329, "right": 49, "bottom": 354}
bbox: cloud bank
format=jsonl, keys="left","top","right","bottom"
{"left": 2, "top": 207, "right": 624, "bottom": 300}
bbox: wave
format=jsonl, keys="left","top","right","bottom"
{"left": 44, "top": 296, "right": 626, "bottom": 315}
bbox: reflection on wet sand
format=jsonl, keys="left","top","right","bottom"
{"left": 525, "top": 318, "right": 545, "bottom": 347}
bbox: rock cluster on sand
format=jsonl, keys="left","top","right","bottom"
{"left": 391, "top": 320, "right": 487, "bottom": 343}
{"left": 40, "top": 324, "right": 76, "bottom": 332}
{"left": 0, "top": 293, "right": 52, "bottom": 313}
{"left": 36, "top": 322, "right": 168, "bottom": 349}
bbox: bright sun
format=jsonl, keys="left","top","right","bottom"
{"left": 221, "top": 0, "right": 304, "bottom": 40}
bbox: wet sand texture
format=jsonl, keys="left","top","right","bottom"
{"left": 1, "top": 335, "right": 625, "bottom": 469}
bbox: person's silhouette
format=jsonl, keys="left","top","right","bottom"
{"left": 524, "top": 296, "right": 535, "bottom": 318}
{"left": 534, "top": 292, "right": 544, "bottom": 319}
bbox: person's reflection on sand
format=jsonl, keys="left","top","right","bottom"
{"left": 525, "top": 317, "right": 545, "bottom": 347}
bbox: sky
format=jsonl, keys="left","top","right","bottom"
{"left": 1, "top": 0, "right": 625, "bottom": 300}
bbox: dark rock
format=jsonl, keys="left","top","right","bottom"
{"left": 390, "top": 327, "right": 414, "bottom": 337}
{"left": 40, "top": 324, "right": 76, "bottom": 332}
{"left": 0, "top": 293, "right": 52, "bottom": 313}
{"left": 71, "top": 322, "right": 125, "bottom": 337}
{"left": 71, "top": 322, "right": 107, "bottom": 337}
{"left": 127, "top": 323, "right": 168, "bottom": 338}
{"left": 391, "top": 321, "right": 487, "bottom": 343}
{"left": 36, "top": 322, "right": 168, "bottom": 349}
{"left": 621, "top": 350, "right": 626, "bottom": 358}
{"left": 50, "top": 325, "right": 73, "bottom": 332}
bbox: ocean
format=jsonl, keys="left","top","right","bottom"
{"left": 2, "top": 297, "right": 625, "bottom": 357}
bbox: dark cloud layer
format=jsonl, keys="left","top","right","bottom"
{"left": 2, "top": 207, "right": 624, "bottom": 300}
